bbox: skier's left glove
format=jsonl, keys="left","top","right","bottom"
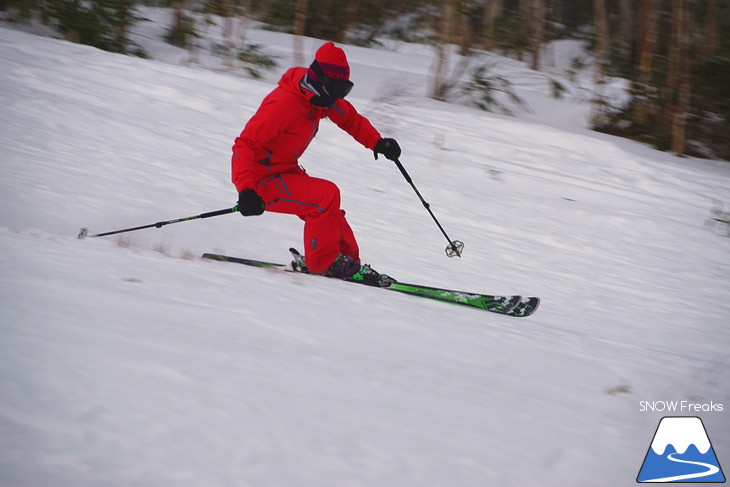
{"left": 374, "top": 138, "right": 401, "bottom": 161}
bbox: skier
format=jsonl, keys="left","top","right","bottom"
{"left": 231, "top": 41, "right": 401, "bottom": 286}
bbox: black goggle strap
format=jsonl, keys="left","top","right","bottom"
{"left": 311, "top": 60, "right": 353, "bottom": 99}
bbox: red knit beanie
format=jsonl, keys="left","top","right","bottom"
{"left": 312, "top": 42, "right": 350, "bottom": 80}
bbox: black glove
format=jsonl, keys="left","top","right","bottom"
{"left": 237, "top": 189, "right": 265, "bottom": 216}
{"left": 374, "top": 138, "right": 401, "bottom": 161}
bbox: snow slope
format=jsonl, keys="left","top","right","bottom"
{"left": 1, "top": 19, "right": 729, "bottom": 487}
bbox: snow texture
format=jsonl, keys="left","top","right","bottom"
{"left": 1, "top": 11, "right": 729, "bottom": 487}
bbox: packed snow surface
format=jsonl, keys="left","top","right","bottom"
{"left": 1, "top": 14, "right": 729, "bottom": 487}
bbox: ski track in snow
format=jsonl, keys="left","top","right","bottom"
{"left": 1, "top": 16, "right": 730, "bottom": 487}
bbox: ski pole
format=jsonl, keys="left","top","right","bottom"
{"left": 391, "top": 158, "right": 464, "bottom": 258}
{"left": 78, "top": 206, "right": 239, "bottom": 239}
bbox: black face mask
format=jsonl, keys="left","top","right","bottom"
{"left": 310, "top": 60, "right": 354, "bottom": 99}
{"left": 302, "top": 72, "right": 336, "bottom": 108}
{"left": 310, "top": 93, "right": 337, "bottom": 108}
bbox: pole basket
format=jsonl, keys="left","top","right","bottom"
{"left": 445, "top": 240, "right": 464, "bottom": 258}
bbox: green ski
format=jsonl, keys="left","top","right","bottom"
{"left": 201, "top": 253, "right": 539, "bottom": 317}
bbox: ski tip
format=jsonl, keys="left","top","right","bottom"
{"left": 505, "top": 295, "right": 522, "bottom": 313}
{"left": 507, "top": 297, "right": 540, "bottom": 317}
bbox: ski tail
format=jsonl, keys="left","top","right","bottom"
{"left": 201, "top": 253, "right": 286, "bottom": 269}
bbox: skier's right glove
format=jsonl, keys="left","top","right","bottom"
{"left": 374, "top": 138, "right": 401, "bottom": 161}
{"left": 237, "top": 189, "right": 265, "bottom": 216}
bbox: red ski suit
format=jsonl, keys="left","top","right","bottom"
{"left": 232, "top": 67, "right": 382, "bottom": 273}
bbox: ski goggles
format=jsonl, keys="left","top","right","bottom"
{"left": 311, "top": 60, "right": 354, "bottom": 99}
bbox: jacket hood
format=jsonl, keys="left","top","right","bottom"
{"left": 278, "top": 67, "right": 315, "bottom": 104}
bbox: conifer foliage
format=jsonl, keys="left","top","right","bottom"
{"left": 3, "top": 0, "right": 147, "bottom": 56}
{"left": 2, "top": 0, "right": 728, "bottom": 159}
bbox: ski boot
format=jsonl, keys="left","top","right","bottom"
{"left": 290, "top": 248, "right": 395, "bottom": 287}
{"left": 289, "top": 247, "right": 311, "bottom": 273}
{"left": 324, "top": 253, "right": 396, "bottom": 287}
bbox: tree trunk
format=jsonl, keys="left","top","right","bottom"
{"left": 670, "top": 0, "right": 692, "bottom": 154}
{"left": 221, "top": 0, "right": 234, "bottom": 68}
{"left": 530, "top": 0, "right": 546, "bottom": 71}
{"left": 116, "top": 1, "right": 134, "bottom": 55}
{"left": 335, "top": 2, "right": 358, "bottom": 44}
{"left": 701, "top": 0, "right": 719, "bottom": 63}
{"left": 293, "top": 0, "right": 308, "bottom": 66}
{"left": 591, "top": 0, "right": 609, "bottom": 126}
{"left": 633, "top": 0, "right": 659, "bottom": 126}
{"left": 617, "top": 0, "right": 633, "bottom": 64}
{"left": 430, "top": 0, "right": 456, "bottom": 100}
{"left": 365, "top": 0, "right": 409, "bottom": 45}
{"left": 482, "top": 0, "right": 503, "bottom": 50}
{"left": 519, "top": 0, "right": 531, "bottom": 61}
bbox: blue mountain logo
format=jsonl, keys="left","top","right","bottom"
{"left": 637, "top": 416, "right": 725, "bottom": 483}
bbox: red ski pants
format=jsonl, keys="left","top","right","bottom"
{"left": 254, "top": 171, "right": 359, "bottom": 274}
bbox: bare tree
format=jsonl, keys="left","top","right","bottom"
{"left": 114, "top": 0, "right": 136, "bottom": 55}
{"left": 632, "top": 0, "right": 659, "bottom": 126}
{"left": 430, "top": 0, "right": 457, "bottom": 100}
{"left": 292, "top": 0, "right": 308, "bottom": 66}
{"left": 482, "top": 0, "right": 503, "bottom": 50}
{"left": 669, "top": 0, "right": 692, "bottom": 154}
{"left": 700, "top": 0, "right": 719, "bottom": 63}
{"left": 591, "top": 0, "right": 609, "bottom": 126}
{"left": 335, "top": 2, "right": 359, "bottom": 44}
{"left": 166, "top": 0, "right": 201, "bottom": 63}
{"left": 530, "top": 0, "right": 546, "bottom": 71}
{"left": 221, "top": 0, "right": 235, "bottom": 67}
{"left": 218, "top": 0, "right": 252, "bottom": 69}
{"left": 429, "top": 0, "right": 477, "bottom": 100}
{"left": 518, "top": 0, "right": 530, "bottom": 61}
{"left": 617, "top": 0, "right": 633, "bottom": 64}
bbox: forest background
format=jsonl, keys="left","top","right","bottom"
{"left": 2, "top": 0, "right": 729, "bottom": 161}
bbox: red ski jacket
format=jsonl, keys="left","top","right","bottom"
{"left": 232, "top": 67, "right": 382, "bottom": 193}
